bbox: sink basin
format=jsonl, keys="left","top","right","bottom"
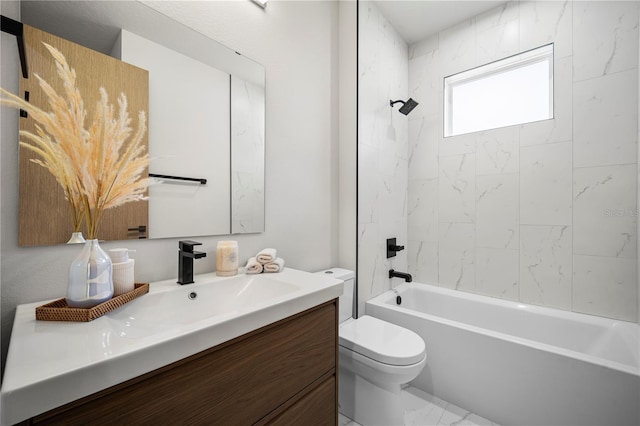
{"left": 107, "top": 274, "right": 301, "bottom": 335}
{"left": 1, "top": 268, "right": 343, "bottom": 426}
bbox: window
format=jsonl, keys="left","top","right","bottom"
{"left": 444, "top": 44, "right": 553, "bottom": 137}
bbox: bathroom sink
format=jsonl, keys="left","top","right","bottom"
{"left": 1, "top": 268, "right": 343, "bottom": 426}
{"left": 108, "top": 274, "right": 301, "bottom": 334}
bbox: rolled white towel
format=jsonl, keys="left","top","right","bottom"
{"left": 256, "top": 248, "right": 277, "bottom": 265}
{"left": 245, "top": 257, "right": 263, "bottom": 274}
{"left": 264, "top": 258, "right": 285, "bottom": 273}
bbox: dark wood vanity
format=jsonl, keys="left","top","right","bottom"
{"left": 22, "top": 301, "right": 338, "bottom": 425}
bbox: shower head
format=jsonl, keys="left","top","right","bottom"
{"left": 390, "top": 98, "right": 419, "bottom": 115}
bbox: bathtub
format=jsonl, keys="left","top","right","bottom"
{"left": 366, "top": 282, "right": 640, "bottom": 426}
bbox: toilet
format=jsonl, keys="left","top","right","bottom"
{"left": 317, "top": 268, "right": 427, "bottom": 426}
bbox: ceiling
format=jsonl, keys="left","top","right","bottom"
{"left": 373, "top": 0, "right": 507, "bottom": 44}
{"left": 22, "top": 1, "right": 506, "bottom": 51}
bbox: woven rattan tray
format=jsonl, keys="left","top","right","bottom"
{"left": 35, "top": 283, "right": 149, "bottom": 322}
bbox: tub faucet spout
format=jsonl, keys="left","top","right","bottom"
{"left": 389, "top": 269, "right": 412, "bottom": 282}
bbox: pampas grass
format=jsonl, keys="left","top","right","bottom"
{"left": 0, "top": 42, "right": 148, "bottom": 239}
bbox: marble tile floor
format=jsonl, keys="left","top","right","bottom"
{"left": 338, "top": 386, "right": 499, "bottom": 426}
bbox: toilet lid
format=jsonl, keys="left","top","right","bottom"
{"left": 339, "top": 315, "right": 426, "bottom": 366}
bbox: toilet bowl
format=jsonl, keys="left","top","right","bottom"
{"left": 316, "top": 269, "right": 427, "bottom": 426}
{"left": 340, "top": 316, "right": 426, "bottom": 387}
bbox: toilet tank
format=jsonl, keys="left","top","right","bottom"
{"left": 316, "top": 268, "right": 354, "bottom": 323}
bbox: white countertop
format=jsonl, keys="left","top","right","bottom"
{"left": 0, "top": 268, "right": 343, "bottom": 425}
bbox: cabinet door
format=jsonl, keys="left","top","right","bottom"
{"left": 19, "top": 25, "right": 149, "bottom": 245}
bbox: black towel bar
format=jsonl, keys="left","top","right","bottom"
{"left": 149, "top": 173, "right": 207, "bottom": 185}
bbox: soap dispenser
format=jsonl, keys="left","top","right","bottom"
{"left": 109, "top": 248, "right": 135, "bottom": 296}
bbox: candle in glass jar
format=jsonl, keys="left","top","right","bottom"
{"left": 216, "top": 240, "right": 238, "bottom": 276}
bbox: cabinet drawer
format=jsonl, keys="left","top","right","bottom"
{"left": 32, "top": 302, "right": 337, "bottom": 425}
{"left": 267, "top": 375, "right": 336, "bottom": 426}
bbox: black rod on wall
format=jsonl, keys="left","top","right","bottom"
{"left": 149, "top": 173, "right": 207, "bottom": 185}
{"left": 1, "top": 15, "right": 28, "bottom": 79}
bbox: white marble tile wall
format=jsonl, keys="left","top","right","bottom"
{"left": 231, "top": 76, "right": 265, "bottom": 234}
{"left": 637, "top": 7, "right": 640, "bottom": 334}
{"left": 358, "top": 1, "right": 409, "bottom": 315}
{"left": 404, "top": 0, "right": 639, "bottom": 322}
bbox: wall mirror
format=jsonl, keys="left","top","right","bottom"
{"left": 17, "top": 0, "right": 265, "bottom": 246}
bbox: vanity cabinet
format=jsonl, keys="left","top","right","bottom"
{"left": 25, "top": 300, "right": 338, "bottom": 425}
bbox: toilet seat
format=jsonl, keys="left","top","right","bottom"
{"left": 339, "top": 315, "right": 425, "bottom": 366}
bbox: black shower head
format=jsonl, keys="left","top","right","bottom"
{"left": 390, "top": 98, "right": 419, "bottom": 115}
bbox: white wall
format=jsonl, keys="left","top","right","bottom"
{"left": 0, "top": 0, "right": 341, "bottom": 373}
{"left": 338, "top": 0, "right": 357, "bottom": 276}
{"left": 407, "top": 1, "right": 639, "bottom": 322}
{"left": 357, "top": 1, "right": 409, "bottom": 316}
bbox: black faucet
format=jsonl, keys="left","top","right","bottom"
{"left": 389, "top": 269, "right": 412, "bottom": 283}
{"left": 178, "top": 240, "right": 207, "bottom": 285}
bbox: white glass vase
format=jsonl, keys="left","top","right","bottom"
{"left": 66, "top": 231, "right": 86, "bottom": 244}
{"left": 66, "top": 239, "right": 113, "bottom": 308}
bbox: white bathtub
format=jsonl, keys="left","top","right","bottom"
{"left": 366, "top": 282, "right": 640, "bottom": 426}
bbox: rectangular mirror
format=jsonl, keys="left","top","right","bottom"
{"left": 17, "top": 0, "right": 265, "bottom": 245}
